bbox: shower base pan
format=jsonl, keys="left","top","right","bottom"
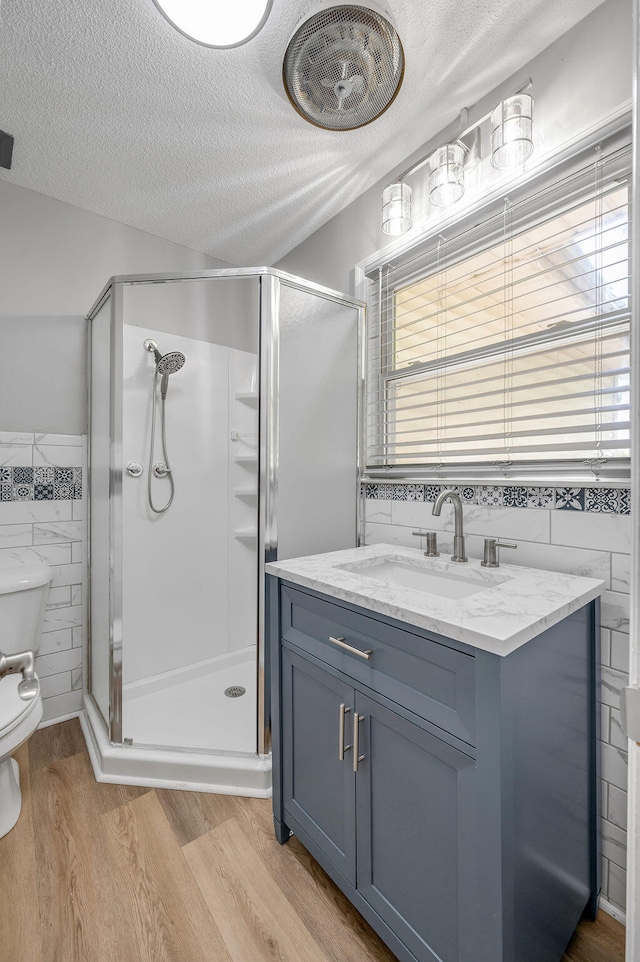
{"left": 122, "top": 648, "right": 257, "bottom": 754}
{"left": 80, "top": 696, "right": 271, "bottom": 797}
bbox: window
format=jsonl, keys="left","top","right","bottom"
{"left": 364, "top": 135, "right": 631, "bottom": 481}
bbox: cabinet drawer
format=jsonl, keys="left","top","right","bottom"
{"left": 280, "top": 584, "right": 476, "bottom": 746}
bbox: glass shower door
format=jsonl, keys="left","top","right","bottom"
{"left": 118, "top": 276, "right": 260, "bottom": 754}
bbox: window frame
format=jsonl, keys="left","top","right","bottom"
{"left": 362, "top": 126, "right": 632, "bottom": 484}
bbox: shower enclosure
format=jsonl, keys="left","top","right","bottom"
{"left": 83, "top": 269, "right": 363, "bottom": 794}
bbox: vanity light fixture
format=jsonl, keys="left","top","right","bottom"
{"left": 428, "top": 143, "right": 465, "bottom": 208}
{"left": 490, "top": 93, "right": 534, "bottom": 169}
{"left": 379, "top": 84, "right": 534, "bottom": 235}
{"left": 152, "top": 0, "right": 272, "bottom": 48}
{"left": 382, "top": 182, "right": 412, "bottom": 235}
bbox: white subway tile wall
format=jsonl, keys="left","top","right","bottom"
{"left": 363, "top": 482, "right": 631, "bottom": 912}
{"left": 0, "top": 433, "right": 86, "bottom": 726}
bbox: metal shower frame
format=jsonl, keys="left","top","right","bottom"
{"left": 85, "top": 267, "right": 365, "bottom": 759}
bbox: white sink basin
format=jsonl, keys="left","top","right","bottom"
{"left": 339, "top": 556, "right": 511, "bottom": 600}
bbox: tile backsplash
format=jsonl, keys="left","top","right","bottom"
{"left": 362, "top": 480, "right": 631, "bottom": 916}
{"left": 364, "top": 482, "right": 630, "bottom": 514}
{"left": 0, "top": 432, "right": 85, "bottom": 725}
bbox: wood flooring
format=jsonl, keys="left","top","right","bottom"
{"left": 0, "top": 719, "right": 626, "bottom": 962}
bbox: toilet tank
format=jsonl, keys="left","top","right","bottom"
{"left": 0, "top": 565, "right": 52, "bottom": 656}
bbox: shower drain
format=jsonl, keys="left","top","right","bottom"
{"left": 224, "top": 685, "right": 246, "bottom": 698}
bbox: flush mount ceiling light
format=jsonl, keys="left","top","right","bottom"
{"left": 152, "top": 0, "right": 272, "bottom": 48}
{"left": 283, "top": 3, "right": 405, "bottom": 131}
{"left": 382, "top": 182, "right": 412, "bottom": 235}
{"left": 491, "top": 93, "right": 534, "bottom": 169}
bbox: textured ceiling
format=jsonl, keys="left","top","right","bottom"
{"left": 0, "top": 0, "right": 605, "bottom": 266}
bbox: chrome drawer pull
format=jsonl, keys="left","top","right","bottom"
{"left": 353, "top": 713, "right": 365, "bottom": 773}
{"left": 328, "top": 636, "right": 372, "bottom": 660}
{"left": 338, "top": 703, "right": 352, "bottom": 760}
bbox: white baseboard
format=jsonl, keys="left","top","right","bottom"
{"left": 599, "top": 895, "right": 626, "bottom": 926}
{"left": 38, "top": 709, "right": 82, "bottom": 730}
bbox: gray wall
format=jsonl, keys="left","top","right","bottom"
{"left": 0, "top": 316, "right": 87, "bottom": 435}
{"left": 124, "top": 276, "right": 260, "bottom": 354}
{"left": 275, "top": 0, "right": 632, "bottom": 296}
{"left": 0, "top": 179, "right": 232, "bottom": 434}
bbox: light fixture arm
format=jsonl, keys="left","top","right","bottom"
{"left": 394, "top": 79, "right": 533, "bottom": 184}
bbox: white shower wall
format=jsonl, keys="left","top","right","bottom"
{"left": 121, "top": 324, "right": 257, "bottom": 689}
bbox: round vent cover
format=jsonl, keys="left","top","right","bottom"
{"left": 283, "top": 3, "right": 405, "bottom": 131}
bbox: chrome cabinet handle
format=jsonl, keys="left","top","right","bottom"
{"left": 353, "top": 713, "right": 365, "bottom": 773}
{"left": 338, "top": 703, "right": 352, "bottom": 760}
{"left": 328, "top": 636, "right": 372, "bottom": 660}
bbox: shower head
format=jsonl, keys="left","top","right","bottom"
{"left": 157, "top": 351, "right": 186, "bottom": 376}
{"left": 143, "top": 339, "right": 186, "bottom": 377}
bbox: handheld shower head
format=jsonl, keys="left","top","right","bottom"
{"left": 143, "top": 340, "right": 186, "bottom": 393}
{"left": 157, "top": 351, "right": 186, "bottom": 376}
{"left": 144, "top": 338, "right": 185, "bottom": 515}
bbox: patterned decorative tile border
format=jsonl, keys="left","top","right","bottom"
{"left": 0, "top": 467, "right": 82, "bottom": 501}
{"left": 362, "top": 482, "right": 630, "bottom": 514}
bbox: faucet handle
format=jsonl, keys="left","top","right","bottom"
{"left": 481, "top": 538, "right": 517, "bottom": 567}
{"left": 412, "top": 530, "right": 439, "bottom": 557}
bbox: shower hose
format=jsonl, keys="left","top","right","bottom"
{"left": 148, "top": 368, "right": 175, "bottom": 514}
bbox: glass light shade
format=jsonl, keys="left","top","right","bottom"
{"left": 152, "top": 0, "right": 272, "bottom": 48}
{"left": 491, "top": 94, "right": 534, "bottom": 169}
{"left": 382, "top": 182, "right": 412, "bottom": 235}
{"left": 428, "top": 144, "right": 465, "bottom": 207}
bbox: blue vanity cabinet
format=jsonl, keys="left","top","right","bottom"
{"left": 269, "top": 576, "right": 599, "bottom": 962}
{"left": 281, "top": 645, "right": 357, "bottom": 884}
{"left": 354, "top": 692, "right": 478, "bottom": 962}
{"left": 280, "top": 646, "right": 478, "bottom": 962}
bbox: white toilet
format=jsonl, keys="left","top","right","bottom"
{"left": 0, "top": 564, "right": 52, "bottom": 838}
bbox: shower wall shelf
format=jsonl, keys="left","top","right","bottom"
{"left": 234, "top": 489, "right": 258, "bottom": 500}
{"left": 235, "top": 392, "right": 258, "bottom": 404}
{"left": 234, "top": 528, "right": 258, "bottom": 541}
{"left": 234, "top": 455, "right": 257, "bottom": 465}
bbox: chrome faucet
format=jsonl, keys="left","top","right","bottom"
{"left": 432, "top": 489, "right": 467, "bottom": 563}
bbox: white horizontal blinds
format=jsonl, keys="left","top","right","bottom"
{"left": 386, "top": 331, "right": 629, "bottom": 463}
{"left": 365, "top": 141, "right": 631, "bottom": 473}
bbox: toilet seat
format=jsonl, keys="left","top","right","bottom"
{"left": 0, "top": 673, "right": 42, "bottom": 756}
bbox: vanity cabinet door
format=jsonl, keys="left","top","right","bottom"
{"left": 281, "top": 646, "right": 357, "bottom": 885}
{"left": 355, "top": 693, "right": 478, "bottom": 962}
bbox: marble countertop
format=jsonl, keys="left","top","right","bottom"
{"left": 265, "top": 543, "right": 604, "bottom": 657}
